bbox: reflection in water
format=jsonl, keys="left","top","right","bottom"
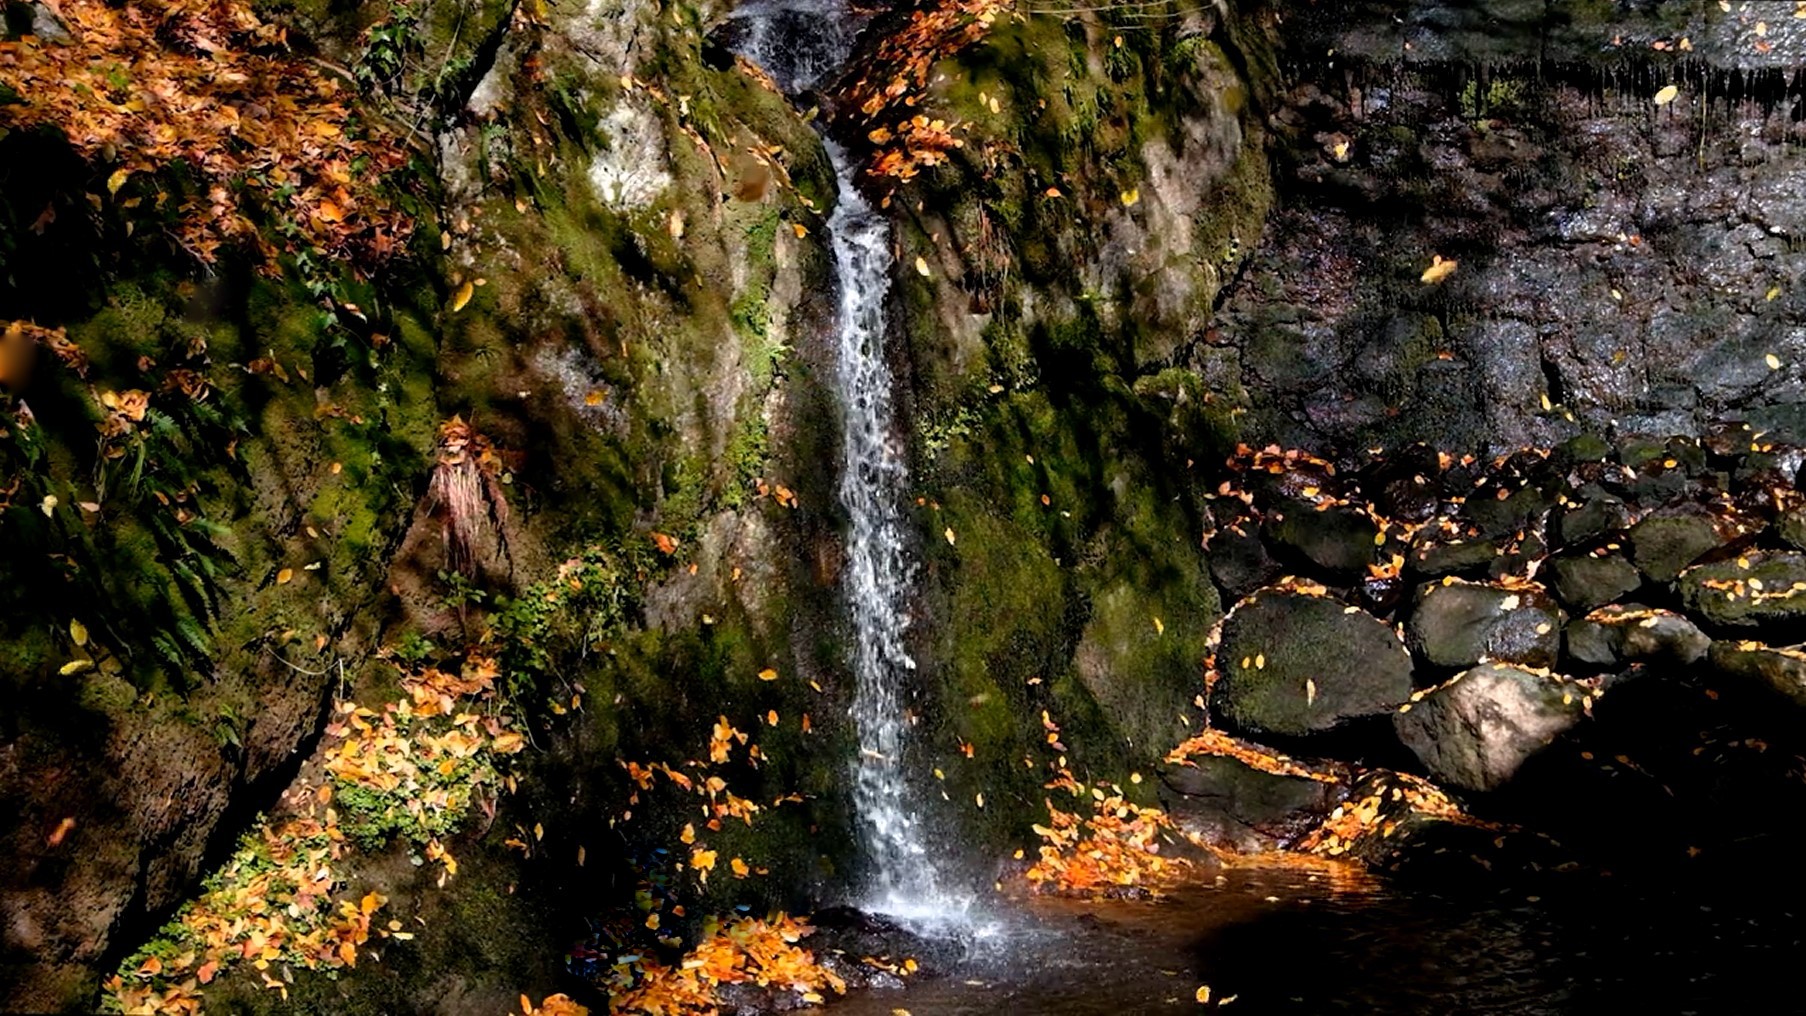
{"left": 824, "top": 864, "right": 1804, "bottom": 1015}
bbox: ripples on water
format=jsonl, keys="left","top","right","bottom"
{"left": 823, "top": 864, "right": 1804, "bottom": 1015}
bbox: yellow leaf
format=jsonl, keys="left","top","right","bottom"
{"left": 731, "top": 856, "right": 750, "bottom": 878}
{"left": 1767, "top": 286, "right": 1782, "bottom": 301}
{"left": 451, "top": 280, "right": 475, "bottom": 313}
{"left": 277, "top": 567, "right": 294, "bottom": 585}
{"left": 915, "top": 256, "right": 931, "bottom": 278}
{"left": 791, "top": 223, "right": 809, "bottom": 239}
{"left": 975, "top": 793, "right": 985, "bottom": 808}
{"left": 758, "top": 667, "right": 780, "bottom": 681}
{"left": 681, "top": 823, "right": 695, "bottom": 844}
{"left": 70, "top": 620, "right": 88, "bottom": 646}
{"left": 1152, "top": 616, "right": 1165, "bottom": 635}
{"left": 59, "top": 659, "right": 93, "bottom": 676}
{"left": 1420, "top": 255, "right": 1457, "bottom": 284}
{"left": 691, "top": 848, "right": 717, "bottom": 870}
{"left": 106, "top": 168, "right": 130, "bottom": 195}
{"left": 1120, "top": 188, "right": 1139, "bottom": 207}
{"left": 1767, "top": 353, "right": 1783, "bottom": 370}
{"left": 944, "top": 527, "right": 956, "bottom": 545}
{"left": 1653, "top": 84, "right": 1679, "bottom": 105}
{"left": 1196, "top": 984, "right": 1212, "bottom": 1003}
{"left": 534, "top": 822, "right": 545, "bottom": 841}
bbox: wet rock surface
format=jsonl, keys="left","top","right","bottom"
{"left": 1406, "top": 579, "right": 1564, "bottom": 670}
{"left": 1394, "top": 664, "right": 1588, "bottom": 792}
{"left": 1706, "top": 641, "right": 1806, "bottom": 710}
{"left": 1211, "top": 586, "right": 1415, "bottom": 737}
{"left": 1678, "top": 551, "right": 1806, "bottom": 628}
{"left": 1566, "top": 606, "right": 1710, "bottom": 668}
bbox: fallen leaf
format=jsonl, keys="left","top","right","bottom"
{"left": 1420, "top": 255, "right": 1457, "bottom": 284}
{"left": 1653, "top": 84, "right": 1679, "bottom": 105}
{"left": 915, "top": 256, "right": 931, "bottom": 278}
{"left": 450, "top": 280, "right": 475, "bottom": 313}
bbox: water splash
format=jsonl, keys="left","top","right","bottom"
{"left": 724, "top": 0, "right": 970, "bottom": 926}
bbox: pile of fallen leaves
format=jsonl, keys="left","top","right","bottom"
{"left": 324, "top": 654, "right": 527, "bottom": 873}
{"left": 104, "top": 816, "right": 389, "bottom": 1014}
{"left": 0, "top": 0, "right": 412, "bottom": 267}
{"left": 1024, "top": 762, "right": 1190, "bottom": 894}
{"left": 1297, "top": 770, "right": 1499, "bottom": 860}
{"left": 1164, "top": 728, "right": 1343, "bottom": 784}
{"left": 605, "top": 914, "right": 847, "bottom": 1015}
{"left": 105, "top": 652, "right": 526, "bottom": 1013}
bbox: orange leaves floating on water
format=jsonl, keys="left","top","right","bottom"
{"left": 1025, "top": 757, "right": 1189, "bottom": 895}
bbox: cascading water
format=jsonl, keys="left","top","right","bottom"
{"left": 726, "top": 0, "right": 964, "bottom": 923}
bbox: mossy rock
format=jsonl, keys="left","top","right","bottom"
{"left": 1205, "top": 524, "right": 1283, "bottom": 602}
{"left": 1557, "top": 494, "right": 1632, "bottom": 546}
{"left": 1548, "top": 552, "right": 1641, "bottom": 613}
{"left": 1410, "top": 537, "right": 1502, "bottom": 578}
{"left": 1263, "top": 503, "right": 1379, "bottom": 575}
{"left": 1629, "top": 504, "right": 1732, "bottom": 582}
{"left": 1405, "top": 579, "right": 1564, "bottom": 670}
{"left": 1565, "top": 605, "right": 1708, "bottom": 667}
{"left": 1677, "top": 552, "right": 1806, "bottom": 629}
{"left": 1707, "top": 640, "right": 1806, "bottom": 710}
{"left": 1212, "top": 588, "right": 1414, "bottom": 737}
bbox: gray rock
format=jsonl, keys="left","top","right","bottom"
{"left": 1707, "top": 640, "right": 1806, "bottom": 710}
{"left": 1565, "top": 605, "right": 1710, "bottom": 667}
{"left": 1557, "top": 495, "right": 1632, "bottom": 546}
{"left": 1405, "top": 579, "right": 1565, "bottom": 669}
{"left": 1394, "top": 663, "right": 1587, "bottom": 792}
{"left": 1629, "top": 504, "right": 1731, "bottom": 582}
{"left": 1410, "top": 537, "right": 1500, "bottom": 577}
{"left": 1213, "top": 587, "right": 1414, "bottom": 737}
{"left": 1677, "top": 551, "right": 1806, "bottom": 628}
{"left": 1549, "top": 552, "right": 1641, "bottom": 613}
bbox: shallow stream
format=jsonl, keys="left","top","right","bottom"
{"left": 825, "top": 864, "right": 1802, "bottom": 1016}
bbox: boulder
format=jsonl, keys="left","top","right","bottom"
{"left": 1263, "top": 503, "right": 1378, "bottom": 574}
{"left": 1394, "top": 663, "right": 1587, "bottom": 792}
{"left": 1548, "top": 552, "right": 1641, "bottom": 612}
{"left": 1212, "top": 587, "right": 1414, "bottom": 736}
{"left": 1557, "top": 494, "right": 1632, "bottom": 546}
{"left": 1205, "top": 524, "right": 1283, "bottom": 602}
{"left": 1677, "top": 551, "right": 1806, "bottom": 628}
{"left": 1410, "top": 537, "right": 1500, "bottom": 577}
{"left": 1629, "top": 504, "right": 1731, "bottom": 582}
{"left": 1775, "top": 505, "right": 1806, "bottom": 552}
{"left": 1565, "top": 605, "right": 1709, "bottom": 667}
{"left": 1706, "top": 640, "right": 1806, "bottom": 710}
{"left": 1160, "top": 754, "right": 1346, "bottom": 853}
{"left": 1405, "top": 578, "right": 1564, "bottom": 669}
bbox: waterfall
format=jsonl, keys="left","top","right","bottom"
{"left": 726, "top": 0, "right": 960, "bottom": 921}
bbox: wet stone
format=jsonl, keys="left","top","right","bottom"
{"left": 1411, "top": 537, "right": 1501, "bottom": 578}
{"left": 1394, "top": 663, "right": 1586, "bottom": 793}
{"left": 1565, "top": 605, "right": 1709, "bottom": 667}
{"left": 1405, "top": 579, "right": 1565, "bottom": 670}
{"left": 1263, "top": 503, "right": 1379, "bottom": 574}
{"left": 1213, "top": 587, "right": 1414, "bottom": 737}
{"left": 1159, "top": 755, "right": 1345, "bottom": 852}
{"left": 1677, "top": 551, "right": 1806, "bottom": 629}
{"left": 1557, "top": 495, "right": 1632, "bottom": 546}
{"left": 1774, "top": 505, "right": 1806, "bottom": 553}
{"left": 1707, "top": 641, "right": 1806, "bottom": 710}
{"left": 1628, "top": 504, "right": 1731, "bottom": 582}
{"left": 1205, "top": 524, "right": 1283, "bottom": 602}
{"left": 1548, "top": 552, "right": 1641, "bottom": 613}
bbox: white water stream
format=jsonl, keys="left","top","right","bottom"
{"left": 727, "top": 0, "right": 966, "bottom": 923}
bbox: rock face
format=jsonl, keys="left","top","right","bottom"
{"left": 1213, "top": 587, "right": 1414, "bottom": 736}
{"left": 1395, "top": 664, "right": 1586, "bottom": 792}
{"left": 1566, "top": 607, "right": 1710, "bottom": 667}
{"left": 1207, "top": 2, "right": 1806, "bottom": 455}
{"left": 1406, "top": 580, "right": 1564, "bottom": 670}
{"left": 1678, "top": 552, "right": 1806, "bottom": 628}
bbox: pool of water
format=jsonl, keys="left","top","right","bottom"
{"left": 823, "top": 862, "right": 1803, "bottom": 1016}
